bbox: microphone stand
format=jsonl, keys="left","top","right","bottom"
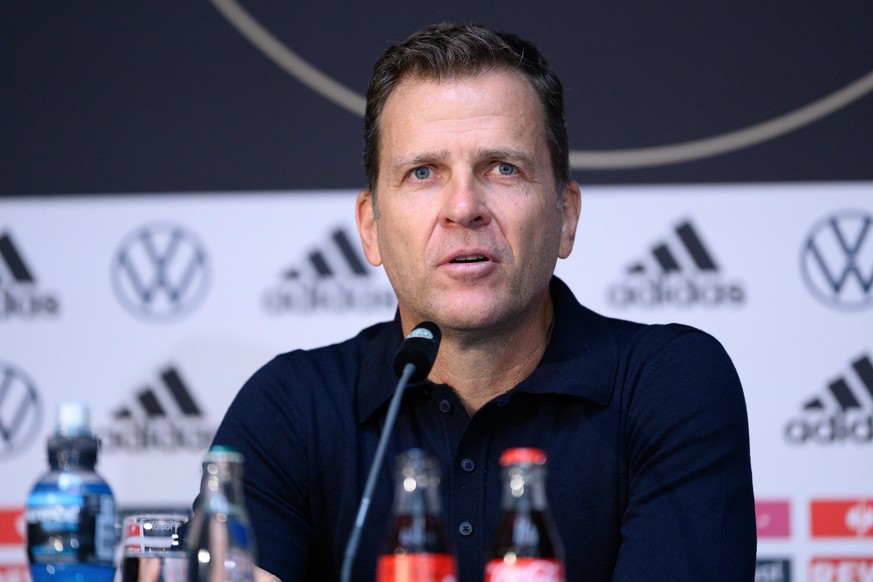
{"left": 340, "top": 361, "right": 416, "bottom": 582}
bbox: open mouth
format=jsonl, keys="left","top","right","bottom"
{"left": 450, "top": 255, "right": 489, "bottom": 263}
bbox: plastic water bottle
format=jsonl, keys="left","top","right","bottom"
{"left": 185, "top": 446, "right": 256, "bottom": 582}
{"left": 25, "top": 401, "right": 117, "bottom": 581}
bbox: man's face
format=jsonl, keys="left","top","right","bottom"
{"left": 356, "top": 70, "right": 580, "bottom": 333}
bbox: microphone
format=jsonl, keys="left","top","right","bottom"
{"left": 393, "top": 320, "right": 441, "bottom": 382}
{"left": 340, "top": 321, "right": 442, "bottom": 582}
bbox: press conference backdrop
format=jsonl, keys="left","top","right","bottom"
{"left": 2, "top": 2, "right": 873, "bottom": 581}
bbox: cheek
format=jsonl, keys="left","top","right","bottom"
{"left": 513, "top": 204, "right": 558, "bottom": 239}
{"left": 377, "top": 220, "right": 419, "bottom": 263}
{"left": 381, "top": 198, "right": 438, "bottom": 244}
{"left": 520, "top": 213, "right": 564, "bottom": 263}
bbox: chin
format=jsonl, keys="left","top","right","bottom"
{"left": 406, "top": 288, "right": 523, "bottom": 330}
{"left": 434, "top": 304, "right": 510, "bottom": 333}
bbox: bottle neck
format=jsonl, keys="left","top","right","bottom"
{"left": 500, "top": 464, "right": 548, "bottom": 512}
{"left": 392, "top": 458, "right": 442, "bottom": 517}
{"left": 199, "top": 458, "right": 245, "bottom": 512}
{"left": 48, "top": 435, "right": 99, "bottom": 471}
{"left": 384, "top": 451, "right": 452, "bottom": 556}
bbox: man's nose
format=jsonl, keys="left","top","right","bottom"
{"left": 439, "top": 172, "right": 491, "bottom": 227}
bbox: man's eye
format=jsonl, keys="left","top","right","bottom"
{"left": 496, "top": 163, "right": 516, "bottom": 175}
{"left": 412, "top": 166, "right": 431, "bottom": 180}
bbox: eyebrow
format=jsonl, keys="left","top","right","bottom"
{"left": 477, "top": 147, "right": 536, "bottom": 166}
{"left": 390, "top": 150, "right": 452, "bottom": 172}
{"left": 389, "top": 147, "right": 536, "bottom": 173}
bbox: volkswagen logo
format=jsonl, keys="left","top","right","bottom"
{"left": 111, "top": 222, "right": 211, "bottom": 322}
{"left": 0, "top": 361, "right": 43, "bottom": 461}
{"left": 801, "top": 209, "right": 873, "bottom": 311}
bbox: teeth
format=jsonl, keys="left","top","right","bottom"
{"left": 452, "top": 255, "right": 487, "bottom": 263}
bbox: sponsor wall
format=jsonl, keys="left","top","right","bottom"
{"left": 1, "top": 184, "right": 871, "bottom": 580}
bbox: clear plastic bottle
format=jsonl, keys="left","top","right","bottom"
{"left": 485, "top": 447, "right": 565, "bottom": 582}
{"left": 25, "top": 401, "right": 117, "bottom": 582}
{"left": 185, "top": 446, "right": 257, "bottom": 582}
{"left": 377, "top": 448, "right": 457, "bottom": 582}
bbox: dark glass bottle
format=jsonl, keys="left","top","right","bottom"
{"left": 377, "top": 449, "right": 457, "bottom": 582}
{"left": 185, "top": 446, "right": 256, "bottom": 582}
{"left": 25, "top": 401, "right": 117, "bottom": 582}
{"left": 486, "top": 448, "right": 565, "bottom": 582}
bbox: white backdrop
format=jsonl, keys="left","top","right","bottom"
{"left": 1, "top": 183, "right": 871, "bottom": 581}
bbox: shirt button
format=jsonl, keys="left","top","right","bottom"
{"left": 439, "top": 399, "right": 452, "bottom": 413}
{"left": 458, "top": 521, "right": 473, "bottom": 536}
{"left": 460, "top": 458, "right": 475, "bottom": 472}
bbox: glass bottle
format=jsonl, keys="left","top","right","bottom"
{"left": 485, "top": 447, "right": 565, "bottom": 582}
{"left": 377, "top": 449, "right": 457, "bottom": 582}
{"left": 119, "top": 513, "right": 188, "bottom": 582}
{"left": 185, "top": 446, "right": 256, "bottom": 582}
{"left": 25, "top": 401, "right": 117, "bottom": 582}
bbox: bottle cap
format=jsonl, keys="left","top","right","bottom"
{"left": 499, "top": 447, "right": 547, "bottom": 467}
{"left": 205, "top": 445, "right": 243, "bottom": 464}
{"left": 56, "top": 401, "right": 91, "bottom": 437}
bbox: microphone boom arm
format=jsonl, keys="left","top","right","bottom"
{"left": 340, "top": 361, "right": 416, "bottom": 582}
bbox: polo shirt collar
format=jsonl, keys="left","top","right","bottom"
{"left": 356, "top": 314, "right": 407, "bottom": 424}
{"left": 514, "top": 277, "right": 617, "bottom": 406}
{"left": 355, "top": 276, "right": 618, "bottom": 424}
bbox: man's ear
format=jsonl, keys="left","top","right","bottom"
{"left": 558, "top": 180, "right": 581, "bottom": 259}
{"left": 355, "top": 190, "right": 382, "bottom": 267}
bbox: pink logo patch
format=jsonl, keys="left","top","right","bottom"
{"left": 755, "top": 500, "right": 790, "bottom": 538}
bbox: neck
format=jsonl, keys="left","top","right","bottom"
{"left": 423, "top": 293, "right": 554, "bottom": 416}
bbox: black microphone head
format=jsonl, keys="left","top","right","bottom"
{"left": 393, "top": 321, "right": 442, "bottom": 383}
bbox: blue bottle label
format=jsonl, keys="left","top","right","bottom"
{"left": 26, "top": 489, "right": 116, "bottom": 565}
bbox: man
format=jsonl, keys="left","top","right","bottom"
{"left": 211, "top": 23, "right": 756, "bottom": 581}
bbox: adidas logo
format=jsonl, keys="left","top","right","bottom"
{"left": 262, "top": 226, "right": 395, "bottom": 314}
{"left": 0, "top": 232, "right": 60, "bottom": 318}
{"left": 607, "top": 220, "right": 746, "bottom": 308}
{"left": 283, "top": 228, "right": 371, "bottom": 280}
{"left": 0, "top": 233, "right": 35, "bottom": 285}
{"left": 98, "top": 365, "right": 216, "bottom": 452}
{"left": 785, "top": 353, "right": 873, "bottom": 444}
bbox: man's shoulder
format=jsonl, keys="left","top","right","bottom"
{"left": 600, "top": 311, "right": 714, "bottom": 347}
{"left": 552, "top": 276, "right": 730, "bottom": 366}
{"left": 265, "top": 319, "right": 395, "bottom": 372}
{"left": 240, "top": 319, "right": 396, "bottom": 396}
{"left": 560, "top": 284, "right": 715, "bottom": 353}
{"left": 598, "top": 310, "right": 731, "bottom": 368}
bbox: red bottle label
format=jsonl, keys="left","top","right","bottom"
{"left": 485, "top": 557, "right": 565, "bottom": 582}
{"left": 377, "top": 553, "right": 457, "bottom": 582}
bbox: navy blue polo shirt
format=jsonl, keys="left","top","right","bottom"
{"left": 211, "top": 277, "right": 756, "bottom": 581}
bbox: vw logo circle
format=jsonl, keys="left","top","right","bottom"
{"left": 800, "top": 209, "right": 873, "bottom": 311}
{"left": 0, "top": 361, "right": 43, "bottom": 461}
{"left": 111, "top": 222, "right": 211, "bottom": 322}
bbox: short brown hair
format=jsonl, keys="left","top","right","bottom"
{"left": 363, "top": 23, "right": 570, "bottom": 195}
